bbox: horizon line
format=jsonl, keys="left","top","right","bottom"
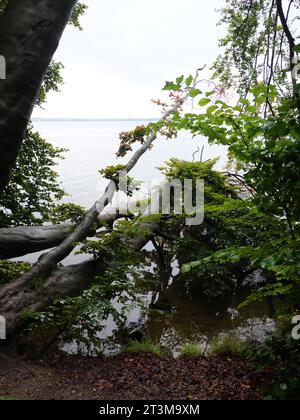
{"left": 32, "top": 117, "right": 159, "bottom": 122}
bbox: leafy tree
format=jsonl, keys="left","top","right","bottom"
{"left": 156, "top": 0, "right": 300, "bottom": 314}
{"left": 159, "top": 159, "right": 281, "bottom": 298}
{"left": 161, "top": 3, "right": 300, "bottom": 393}
{"left": 0, "top": 127, "right": 66, "bottom": 227}
{"left": 213, "top": 0, "right": 300, "bottom": 101}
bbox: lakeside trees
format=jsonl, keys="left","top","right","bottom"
{"left": 0, "top": 0, "right": 299, "bottom": 399}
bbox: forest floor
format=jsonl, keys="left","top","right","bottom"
{"left": 0, "top": 348, "right": 269, "bottom": 400}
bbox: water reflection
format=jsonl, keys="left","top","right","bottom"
{"left": 61, "top": 250, "right": 276, "bottom": 356}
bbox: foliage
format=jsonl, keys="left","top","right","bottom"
{"left": 79, "top": 219, "right": 150, "bottom": 263}
{"left": 208, "top": 334, "right": 248, "bottom": 357}
{"left": 99, "top": 165, "right": 140, "bottom": 196}
{"left": 0, "top": 0, "right": 87, "bottom": 30}
{"left": 23, "top": 219, "right": 150, "bottom": 353}
{"left": 161, "top": 0, "right": 300, "bottom": 397}
{"left": 70, "top": 2, "right": 88, "bottom": 30}
{"left": 159, "top": 158, "right": 238, "bottom": 203}
{"left": 0, "top": 260, "right": 31, "bottom": 287}
{"left": 252, "top": 328, "right": 300, "bottom": 400}
{"left": 117, "top": 126, "right": 147, "bottom": 158}
{"left": 212, "top": 0, "right": 299, "bottom": 98}
{"left": 0, "top": 0, "right": 88, "bottom": 228}
{"left": 49, "top": 203, "right": 86, "bottom": 225}
{"left": 168, "top": 83, "right": 300, "bottom": 220}
{"left": 179, "top": 344, "right": 202, "bottom": 358}
{"left": 173, "top": 82, "right": 300, "bottom": 307}
{"left": 159, "top": 159, "right": 277, "bottom": 298}
{"left": 24, "top": 266, "right": 144, "bottom": 355}
{"left": 157, "top": 69, "right": 300, "bottom": 308}
{"left": 37, "top": 61, "right": 64, "bottom": 107}
{"left": 122, "top": 339, "right": 162, "bottom": 357}
{"left": 0, "top": 127, "right": 66, "bottom": 227}
{"left": 0, "top": 0, "right": 8, "bottom": 15}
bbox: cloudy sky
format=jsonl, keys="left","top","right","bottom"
{"left": 33, "top": 0, "right": 225, "bottom": 119}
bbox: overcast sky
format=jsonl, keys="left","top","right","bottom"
{"left": 33, "top": 0, "right": 224, "bottom": 119}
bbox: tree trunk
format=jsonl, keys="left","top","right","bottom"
{"left": 0, "top": 214, "right": 122, "bottom": 259}
{"left": 0, "top": 259, "right": 105, "bottom": 337}
{"left": 0, "top": 223, "right": 73, "bottom": 259}
{"left": 0, "top": 0, "right": 78, "bottom": 193}
{"left": 0, "top": 221, "right": 159, "bottom": 336}
{"left": 11, "top": 83, "right": 195, "bottom": 285}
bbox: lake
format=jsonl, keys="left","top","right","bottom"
{"left": 29, "top": 120, "right": 274, "bottom": 355}
{"left": 33, "top": 119, "right": 228, "bottom": 209}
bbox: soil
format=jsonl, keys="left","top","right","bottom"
{"left": 0, "top": 348, "right": 268, "bottom": 400}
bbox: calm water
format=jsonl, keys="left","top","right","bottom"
{"left": 29, "top": 120, "right": 273, "bottom": 354}
{"left": 33, "top": 119, "right": 228, "bottom": 209}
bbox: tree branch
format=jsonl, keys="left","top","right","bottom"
{"left": 11, "top": 71, "right": 200, "bottom": 286}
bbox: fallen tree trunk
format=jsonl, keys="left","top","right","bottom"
{"left": 0, "top": 213, "right": 122, "bottom": 259}
{"left": 0, "top": 259, "right": 105, "bottom": 338}
{"left": 0, "top": 223, "right": 73, "bottom": 259}
{"left": 11, "top": 72, "right": 199, "bottom": 286}
{"left": 0, "top": 221, "right": 159, "bottom": 336}
{"left": 0, "top": 72, "right": 201, "bottom": 336}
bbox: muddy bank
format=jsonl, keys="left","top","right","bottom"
{"left": 0, "top": 349, "right": 267, "bottom": 400}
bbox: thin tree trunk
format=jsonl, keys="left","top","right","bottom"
{"left": 0, "top": 0, "right": 78, "bottom": 192}
{"left": 276, "top": 0, "right": 300, "bottom": 112}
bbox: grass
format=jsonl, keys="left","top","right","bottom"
{"left": 208, "top": 334, "right": 248, "bottom": 357}
{"left": 121, "top": 339, "right": 162, "bottom": 357}
{"left": 179, "top": 344, "right": 202, "bottom": 358}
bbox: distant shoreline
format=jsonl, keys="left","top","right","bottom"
{"left": 32, "top": 118, "right": 159, "bottom": 122}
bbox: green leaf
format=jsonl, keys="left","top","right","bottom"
{"left": 293, "top": 44, "right": 300, "bottom": 53}
{"left": 199, "top": 98, "right": 211, "bottom": 107}
{"left": 206, "top": 91, "right": 215, "bottom": 97}
{"left": 260, "top": 256, "right": 276, "bottom": 269}
{"left": 246, "top": 105, "right": 257, "bottom": 114}
{"left": 182, "top": 264, "right": 191, "bottom": 274}
{"left": 206, "top": 105, "right": 218, "bottom": 114}
{"left": 163, "top": 81, "right": 180, "bottom": 91}
{"left": 176, "top": 75, "right": 184, "bottom": 85}
{"left": 185, "top": 75, "right": 193, "bottom": 87}
{"left": 189, "top": 88, "right": 201, "bottom": 98}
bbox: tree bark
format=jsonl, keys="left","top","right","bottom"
{"left": 0, "top": 223, "right": 73, "bottom": 259}
{"left": 0, "top": 214, "right": 122, "bottom": 259}
{"left": 11, "top": 79, "right": 197, "bottom": 285}
{"left": 0, "top": 0, "right": 78, "bottom": 193}
{"left": 0, "top": 221, "right": 159, "bottom": 336}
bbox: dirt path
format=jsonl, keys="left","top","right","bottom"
{"left": 0, "top": 349, "right": 267, "bottom": 400}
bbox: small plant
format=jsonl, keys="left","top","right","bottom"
{"left": 179, "top": 344, "right": 202, "bottom": 358}
{"left": 208, "top": 334, "right": 247, "bottom": 356}
{"left": 122, "top": 339, "right": 162, "bottom": 357}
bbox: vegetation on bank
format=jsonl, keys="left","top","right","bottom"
{"left": 122, "top": 339, "right": 163, "bottom": 357}
{"left": 0, "top": 0, "right": 300, "bottom": 401}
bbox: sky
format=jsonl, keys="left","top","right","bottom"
{"left": 33, "top": 0, "right": 225, "bottom": 119}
